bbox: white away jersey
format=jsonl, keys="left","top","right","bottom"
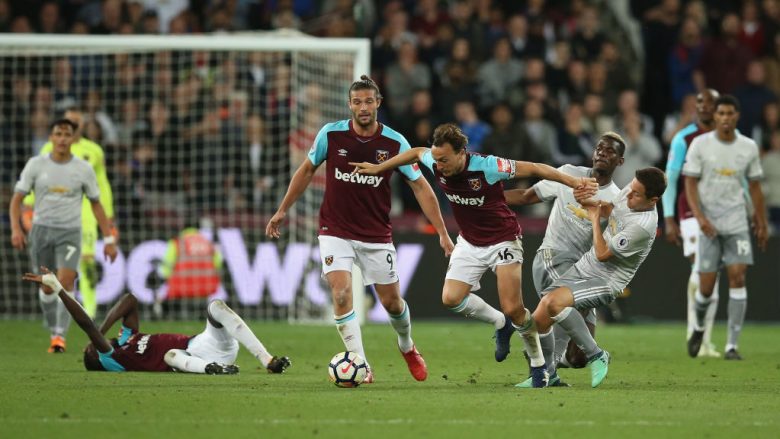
{"left": 533, "top": 165, "right": 621, "bottom": 255}
{"left": 573, "top": 185, "right": 658, "bottom": 293}
{"left": 682, "top": 131, "right": 762, "bottom": 233}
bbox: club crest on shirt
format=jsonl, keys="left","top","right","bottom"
{"left": 468, "top": 178, "right": 482, "bottom": 191}
{"left": 376, "top": 150, "right": 389, "bottom": 163}
{"left": 324, "top": 255, "right": 334, "bottom": 266}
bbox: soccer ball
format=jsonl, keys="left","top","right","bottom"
{"left": 328, "top": 351, "right": 368, "bottom": 388}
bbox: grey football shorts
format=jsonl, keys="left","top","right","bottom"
{"left": 542, "top": 266, "right": 619, "bottom": 311}
{"left": 697, "top": 230, "right": 753, "bottom": 273}
{"left": 28, "top": 225, "right": 82, "bottom": 272}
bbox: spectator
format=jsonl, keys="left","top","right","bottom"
{"left": 84, "top": 89, "right": 119, "bottom": 146}
{"left": 669, "top": 18, "right": 705, "bottom": 107}
{"left": 38, "top": 1, "right": 64, "bottom": 34}
{"left": 763, "top": 33, "right": 780, "bottom": 96}
{"left": 384, "top": 41, "right": 432, "bottom": 122}
{"left": 506, "top": 14, "right": 545, "bottom": 59}
{"left": 449, "top": 0, "right": 486, "bottom": 61}
{"left": 762, "top": 129, "right": 780, "bottom": 227}
{"left": 752, "top": 101, "right": 780, "bottom": 151}
{"left": 482, "top": 102, "right": 546, "bottom": 165}
{"left": 738, "top": 1, "right": 765, "bottom": 56}
{"left": 522, "top": 99, "right": 557, "bottom": 161}
{"left": 571, "top": 6, "right": 605, "bottom": 61}
{"left": 476, "top": 37, "right": 523, "bottom": 110}
{"left": 554, "top": 103, "right": 593, "bottom": 166}
{"left": 734, "top": 60, "right": 777, "bottom": 133}
{"left": 435, "top": 62, "right": 477, "bottom": 123}
{"left": 697, "top": 13, "right": 753, "bottom": 94}
{"left": 141, "top": 0, "right": 189, "bottom": 34}
{"left": 582, "top": 93, "right": 615, "bottom": 136}
{"left": 662, "top": 93, "right": 698, "bottom": 145}
{"left": 614, "top": 112, "right": 663, "bottom": 187}
{"left": 613, "top": 90, "right": 655, "bottom": 136}
{"left": 454, "top": 101, "right": 490, "bottom": 153}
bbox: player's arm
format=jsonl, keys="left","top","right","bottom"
{"left": 350, "top": 147, "right": 428, "bottom": 175}
{"left": 405, "top": 176, "right": 454, "bottom": 256}
{"left": 90, "top": 200, "right": 118, "bottom": 262}
{"left": 587, "top": 203, "right": 613, "bottom": 261}
{"left": 22, "top": 268, "right": 112, "bottom": 353}
{"left": 748, "top": 180, "right": 768, "bottom": 251}
{"left": 266, "top": 159, "right": 320, "bottom": 238}
{"left": 662, "top": 134, "right": 686, "bottom": 244}
{"left": 503, "top": 188, "right": 542, "bottom": 206}
{"left": 98, "top": 293, "right": 140, "bottom": 335}
{"left": 513, "top": 161, "right": 597, "bottom": 193}
{"left": 9, "top": 192, "right": 28, "bottom": 249}
{"left": 682, "top": 140, "right": 716, "bottom": 237}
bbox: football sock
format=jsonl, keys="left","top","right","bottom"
{"left": 539, "top": 329, "right": 556, "bottom": 374}
{"left": 686, "top": 270, "right": 698, "bottom": 338}
{"left": 208, "top": 300, "right": 272, "bottom": 366}
{"left": 726, "top": 287, "right": 747, "bottom": 350}
{"left": 694, "top": 290, "right": 711, "bottom": 331}
{"left": 388, "top": 300, "right": 414, "bottom": 353}
{"left": 335, "top": 310, "right": 368, "bottom": 366}
{"left": 164, "top": 349, "right": 209, "bottom": 373}
{"left": 79, "top": 258, "right": 98, "bottom": 318}
{"left": 553, "top": 307, "right": 600, "bottom": 359}
{"left": 448, "top": 293, "right": 504, "bottom": 329}
{"left": 552, "top": 323, "right": 570, "bottom": 366}
{"left": 513, "top": 309, "right": 544, "bottom": 368}
{"left": 39, "top": 288, "right": 59, "bottom": 336}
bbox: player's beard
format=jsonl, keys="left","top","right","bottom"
{"left": 353, "top": 111, "right": 376, "bottom": 128}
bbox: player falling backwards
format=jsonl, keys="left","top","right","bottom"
{"left": 23, "top": 267, "right": 291, "bottom": 374}
{"left": 504, "top": 132, "right": 624, "bottom": 387}
{"left": 266, "top": 75, "right": 454, "bottom": 384}
{"left": 530, "top": 167, "right": 665, "bottom": 387}
{"left": 23, "top": 108, "right": 116, "bottom": 322}
{"left": 351, "top": 123, "right": 598, "bottom": 388}
{"left": 684, "top": 95, "right": 768, "bottom": 360}
{"left": 662, "top": 89, "right": 722, "bottom": 357}
{"left": 9, "top": 118, "right": 117, "bottom": 354}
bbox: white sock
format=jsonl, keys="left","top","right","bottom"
{"left": 686, "top": 270, "right": 698, "bottom": 338}
{"left": 389, "top": 300, "right": 414, "bottom": 353}
{"left": 164, "top": 349, "right": 209, "bottom": 373}
{"left": 513, "top": 309, "right": 544, "bottom": 368}
{"left": 448, "top": 294, "right": 505, "bottom": 329}
{"left": 208, "top": 300, "right": 273, "bottom": 367}
{"left": 335, "top": 310, "right": 368, "bottom": 366}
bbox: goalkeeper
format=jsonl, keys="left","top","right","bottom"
{"left": 22, "top": 108, "right": 115, "bottom": 318}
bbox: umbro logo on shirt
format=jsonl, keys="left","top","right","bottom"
{"left": 338, "top": 149, "right": 348, "bottom": 157}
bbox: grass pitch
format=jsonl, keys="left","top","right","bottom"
{"left": 1, "top": 320, "right": 778, "bottom": 438}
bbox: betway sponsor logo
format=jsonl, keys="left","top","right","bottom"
{"left": 334, "top": 168, "right": 384, "bottom": 187}
{"left": 445, "top": 193, "right": 485, "bottom": 206}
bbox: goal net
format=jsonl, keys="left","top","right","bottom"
{"left": 0, "top": 32, "right": 369, "bottom": 322}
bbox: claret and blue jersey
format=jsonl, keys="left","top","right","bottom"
{"left": 308, "top": 120, "right": 422, "bottom": 244}
{"left": 419, "top": 150, "right": 521, "bottom": 247}
{"left": 97, "top": 325, "right": 191, "bottom": 372}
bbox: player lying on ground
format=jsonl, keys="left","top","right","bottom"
{"left": 351, "top": 123, "right": 598, "bottom": 387}
{"left": 504, "top": 132, "right": 625, "bottom": 387}
{"left": 23, "top": 267, "right": 290, "bottom": 374}
{"left": 531, "top": 168, "right": 665, "bottom": 388}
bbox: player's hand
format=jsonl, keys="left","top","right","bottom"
{"left": 664, "top": 217, "right": 681, "bottom": 246}
{"left": 573, "top": 185, "right": 597, "bottom": 204}
{"left": 349, "top": 162, "right": 380, "bottom": 175}
{"left": 22, "top": 267, "right": 62, "bottom": 293}
{"left": 266, "top": 211, "right": 286, "bottom": 239}
{"left": 576, "top": 177, "right": 598, "bottom": 194}
{"left": 104, "top": 243, "right": 118, "bottom": 263}
{"left": 585, "top": 202, "right": 602, "bottom": 222}
{"left": 11, "top": 228, "right": 27, "bottom": 250}
{"left": 698, "top": 217, "right": 717, "bottom": 238}
{"left": 439, "top": 234, "right": 455, "bottom": 257}
{"left": 754, "top": 220, "right": 768, "bottom": 252}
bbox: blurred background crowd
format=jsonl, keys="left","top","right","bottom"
{"left": 2, "top": 0, "right": 780, "bottom": 233}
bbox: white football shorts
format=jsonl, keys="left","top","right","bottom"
{"left": 445, "top": 235, "right": 524, "bottom": 291}
{"left": 318, "top": 235, "right": 399, "bottom": 286}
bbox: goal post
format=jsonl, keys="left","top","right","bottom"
{"left": 0, "top": 31, "right": 369, "bottom": 323}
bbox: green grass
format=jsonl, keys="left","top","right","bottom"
{"left": 1, "top": 321, "right": 778, "bottom": 438}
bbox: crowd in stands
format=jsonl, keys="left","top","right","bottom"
{"left": 1, "top": 0, "right": 779, "bottom": 230}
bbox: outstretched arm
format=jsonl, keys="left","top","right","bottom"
{"left": 98, "top": 293, "right": 140, "bottom": 335}
{"left": 503, "top": 188, "right": 542, "bottom": 206}
{"left": 266, "top": 159, "right": 319, "bottom": 238}
{"left": 350, "top": 147, "right": 428, "bottom": 175}
{"left": 22, "top": 268, "right": 112, "bottom": 353}
{"left": 406, "top": 176, "right": 454, "bottom": 256}
{"left": 514, "top": 161, "right": 597, "bottom": 192}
